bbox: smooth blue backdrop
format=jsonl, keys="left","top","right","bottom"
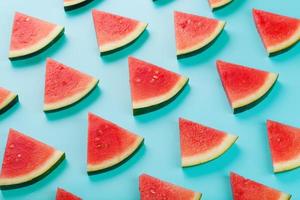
{"left": 0, "top": 0, "right": 299, "bottom": 199}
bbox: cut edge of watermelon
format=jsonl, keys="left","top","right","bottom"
{"left": 231, "top": 73, "right": 278, "bottom": 110}
{"left": 43, "top": 78, "right": 98, "bottom": 112}
{"left": 99, "top": 22, "right": 148, "bottom": 54}
{"left": 64, "top": 0, "right": 91, "bottom": 10}
{"left": 182, "top": 134, "right": 238, "bottom": 167}
{"left": 209, "top": 0, "right": 232, "bottom": 9}
{"left": 0, "top": 150, "right": 64, "bottom": 188}
{"left": 9, "top": 25, "right": 64, "bottom": 60}
{"left": 267, "top": 25, "right": 300, "bottom": 54}
{"left": 0, "top": 92, "right": 17, "bottom": 112}
{"left": 176, "top": 21, "right": 225, "bottom": 56}
{"left": 133, "top": 76, "right": 189, "bottom": 114}
{"left": 273, "top": 157, "right": 300, "bottom": 173}
{"left": 87, "top": 135, "right": 143, "bottom": 173}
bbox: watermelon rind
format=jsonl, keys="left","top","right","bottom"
{"left": 182, "top": 134, "right": 238, "bottom": 167}
{"left": 43, "top": 78, "right": 98, "bottom": 112}
{"left": 176, "top": 21, "right": 225, "bottom": 56}
{"left": 0, "top": 92, "right": 18, "bottom": 114}
{"left": 87, "top": 136, "right": 143, "bottom": 173}
{"left": 64, "top": 0, "right": 93, "bottom": 11}
{"left": 0, "top": 151, "right": 65, "bottom": 189}
{"left": 273, "top": 157, "right": 300, "bottom": 173}
{"left": 231, "top": 73, "right": 278, "bottom": 113}
{"left": 9, "top": 26, "right": 64, "bottom": 60}
{"left": 267, "top": 26, "right": 300, "bottom": 55}
{"left": 133, "top": 76, "right": 189, "bottom": 115}
{"left": 100, "top": 22, "right": 148, "bottom": 54}
{"left": 209, "top": 0, "right": 232, "bottom": 10}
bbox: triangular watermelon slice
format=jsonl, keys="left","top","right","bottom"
{"left": 87, "top": 113, "right": 144, "bottom": 173}
{"left": 129, "top": 57, "right": 189, "bottom": 115}
{"left": 0, "top": 129, "right": 65, "bottom": 189}
{"left": 92, "top": 10, "right": 148, "bottom": 54}
{"left": 43, "top": 58, "right": 98, "bottom": 112}
{"left": 253, "top": 9, "right": 300, "bottom": 55}
{"left": 216, "top": 60, "right": 278, "bottom": 113}
{"left": 139, "top": 174, "right": 202, "bottom": 200}
{"left": 9, "top": 12, "right": 64, "bottom": 60}
{"left": 267, "top": 120, "right": 300, "bottom": 173}
{"left": 64, "top": 0, "right": 92, "bottom": 11}
{"left": 179, "top": 118, "right": 238, "bottom": 167}
{"left": 0, "top": 87, "right": 18, "bottom": 114}
{"left": 230, "top": 172, "right": 291, "bottom": 200}
{"left": 56, "top": 188, "right": 81, "bottom": 200}
{"left": 174, "top": 11, "right": 225, "bottom": 56}
{"left": 208, "top": 0, "right": 232, "bottom": 10}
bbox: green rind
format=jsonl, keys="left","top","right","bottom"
{"left": 133, "top": 78, "right": 189, "bottom": 116}
{"left": 269, "top": 40, "right": 300, "bottom": 57}
{"left": 87, "top": 139, "right": 144, "bottom": 175}
{"left": 44, "top": 80, "right": 99, "bottom": 113}
{"left": 9, "top": 28, "right": 65, "bottom": 61}
{"left": 0, "top": 95, "right": 18, "bottom": 114}
{"left": 0, "top": 153, "right": 65, "bottom": 190}
{"left": 64, "top": 0, "right": 94, "bottom": 11}
{"left": 233, "top": 75, "right": 278, "bottom": 114}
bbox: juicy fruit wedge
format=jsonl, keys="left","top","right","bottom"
{"left": 0, "top": 87, "right": 18, "bottom": 114}
{"left": 139, "top": 174, "right": 202, "bottom": 200}
{"left": 217, "top": 60, "right": 278, "bottom": 113}
{"left": 174, "top": 11, "right": 225, "bottom": 56}
{"left": 64, "top": 0, "right": 92, "bottom": 11}
{"left": 0, "top": 129, "right": 65, "bottom": 189}
{"left": 56, "top": 188, "right": 81, "bottom": 200}
{"left": 230, "top": 172, "right": 291, "bottom": 200}
{"left": 9, "top": 12, "right": 64, "bottom": 60}
{"left": 253, "top": 9, "right": 300, "bottom": 55}
{"left": 87, "top": 113, "right": 144, "bottom": 173}
{"left": 179, "top": 118, "right": 238, "bottom": 167}
{"left": 208, "top": 0, "right": 232, "bottom": 10}
{"left": 92, "top": 10, "right": 148, "bottom": 54}
{"left": 129, "top": 57, "right": 189, "bottom": 115}
{"left": 43, "top": 58, "right": 98, "bottom": 112}
{"left": 267, "top": 120, "right": 300, "bottom": 173}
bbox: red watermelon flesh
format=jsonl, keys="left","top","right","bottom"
{"left": 267, "top": 120, "right": 300, "bottom": 173}
{"left": 87, "top": 113, "right": 143, "bottom": 172}
{"left": 0, "top": 129, "right": 64, "bottom": 187}
{"left": 174, "top": 11, "right": 225, "bottom": 56}
{"left": 129, "top": 57, "right": 188, "bottom": 114}
{"left": 92, "top": 10, "right": 147, "bottom": 53}
{"left": 139, "top": 174, "right": 201, "bottom": 200}
{"left": 0, "top": 87, "right": 17, "bottom": 111}
{"left": 216, "top": 60, "right": 278, "bottom": 112}
{"left": 179, "top": 118, "right": 238, "bottom": 167}
{"left": 9, "top": 12, "right": 64, "bottom": 59}
{"left": 44, "top": 58, "right": 98, "bottom": 111}
{"left": 208, "top": 0, "right": 232, "bottom": 9}
{"left": 56, "top": 188, "right": 81, "bottom": 200}
{"left": 230, "top": 172, "right": 291, "bottom": 200}
{"left": 253, "top": 9, "right": 300, "bottom": 54}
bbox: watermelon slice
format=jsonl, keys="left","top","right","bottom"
{"left": 253, "top": 9, "right": 300, "bottom": 55}
{"left": 64, "top": 0, "right": 92, "bottom": 11}
{"left": 179, "top": 118, "right": 238, "bottom": 167}
{"left": 230, "top": 172, "right": 291, "bottom": 200}
{"left": 92, "top": 10, "right": 148, "bottom": 54}
{"left": 87, "top": 113, "right": 144, "bottom": 173}
{"left": 174, "top": 11, "right": 225, "bottom": 56}
{"left": 0, "top": 129, "right": 65, "bottom": 189}
{"left": 43, "top": 58, "right": 98, "bottom": 112}
{"left": 208, "top": 0, "right": 232, "bottom": 10}
{"left": 139, "top": 174, "right": 202, "bottom": 200}
{"left": 9, "top": 12, "right": 64, "bottom": 60}
{"left": 0, "top": 87, "right": 18, "bottom": 114}
{"left": 56, "top": 188, "right": 81, "bottom": 200}
{"left": 216, "top": 60, "right": 278, "bottom": 113}
{"left": 267, "top": 120, "right": 300, "bottom": 173}
{"left": 129, "top": 57, "right": 189, "bottom": 115}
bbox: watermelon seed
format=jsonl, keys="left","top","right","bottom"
{"left": 153, "top": 75, "right": 158, "bottom": 80}
{"left": 150, "top": 189, "right": 156, "bottom": 194}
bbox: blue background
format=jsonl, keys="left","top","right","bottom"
{"left": 0, "top": 0, "right": 300, "bottom": 199}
